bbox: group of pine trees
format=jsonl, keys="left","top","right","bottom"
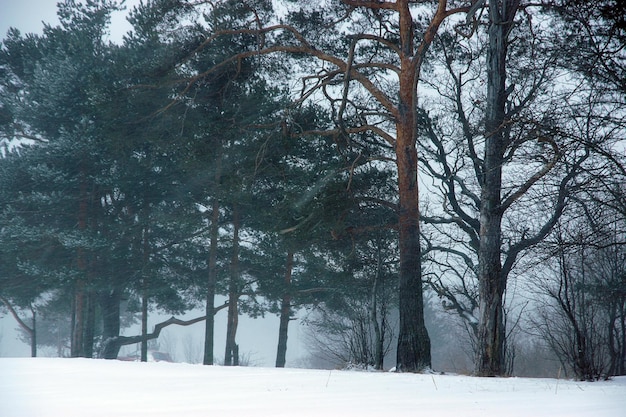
{"left": 0, "top": 0, "right": 624, "bottom": 380}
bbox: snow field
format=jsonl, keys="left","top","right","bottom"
{"left": 1, "top": 358, "right": 625, "bottom": 416}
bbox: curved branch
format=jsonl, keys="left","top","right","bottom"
{"left": 352, "top": 33, "right": 402, "bottom": 57}
{"left": 101, "top": 302, "right": 228, "bottom": 357}
{"left": 337, "top": 37, "right": 357, "bottom": 125}
{"left": 502, "top": 150, "right": 590, "bottom": 279}
{"left": 0, "top": 296, "right": 34, "bottom": 339}
{"left": 421, "top": 214, "right": 480, "bottom": 251}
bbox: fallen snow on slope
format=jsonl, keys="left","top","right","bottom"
{"left": 1, "top": 358, "right": 625, "bottom": 417}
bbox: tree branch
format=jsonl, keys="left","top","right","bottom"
{"left": 0, "top": 296, "right": 34, "bottom": 338}
{"left": 499, "top": 135, "right": 560, "bottom": 213}
{"left": 102, "top": 302, "right": 228, "bottom": 353}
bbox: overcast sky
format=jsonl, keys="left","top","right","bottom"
{"left": 0, "top": 0, "right": 140, "bottom": 43}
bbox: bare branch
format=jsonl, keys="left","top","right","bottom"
{"left": 502, "top": 149, "right": 590, "bottom": 278}
{"left": 499, "top": 135, "right": 560, "bottom": 213}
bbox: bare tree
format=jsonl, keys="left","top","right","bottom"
{"left": 531, "top": 219, "right": 625, "bottom": 380}
{"left": 304, "top": 299, "right": 396, "bottom": 370}
{"left": 413, "top": 0, "right": 623, "bottom": 375}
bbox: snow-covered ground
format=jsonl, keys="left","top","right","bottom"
{"left": 1, "top": 358, "right": 625, "bottom": 417}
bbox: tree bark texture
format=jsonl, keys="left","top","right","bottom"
{"left": 275, "top": 250, "right": 294, "bottom": 368}
{"left": 395, "top": 114, "right": 431, "bottom": 371}
{"left": 476, "top": 0, "right": 519, "bottom": 377}
{"left": 394, "top": 0, "right": 436, "bottom": 371}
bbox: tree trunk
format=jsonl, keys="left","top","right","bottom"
{"left": 203, "top": 197, "right": 220, "bottom": 365}
{"left": 476, "top": 162, "right": 505, "bottom": 378}
{"left": 276, "top": 250, "right": 294, "bottom": 368}
{"left": 141, "top": 287, "right": 148, "bottom": 362}
{"left": 224, "top": 205, "right": 240, "bottom": 366}
{"left": 392, "top": 0, "right": 444, "bottom": 372}
{"left": 616, "top": 302, "right": 626, "bottom": 375}
{"left": 204, "top": 145, "right": 222, "bottom": 366}
{"left": 615, "top": 301, "right": 626, "bottom": 375}
{"left": 395, "top": 107, "right": 431, "bottom": 372}
{"left": 372, "top": 237, "right": 384, "bottom": 370}
{"left": 71, "top": 280, "right": 86, "bottom": 357}
{"left": 101, "top": 289, "right": 121, "bottom": 359}
{"left": 141, "top": 223, "right": 150, "bottom": 363}
{"left": 72, "top": 166, "right": 89, "bottom": 358}
{"left": 83, "top": 289, "right": 96, "bottom": 358}
{"left": 395, "top": 34, "right": 431, "bottom": 370}
{"left": 476, "top": 0, "right": 518, "bottom": 377}
{"left": 30, "top": 308, "right": 36, "bottom": 358}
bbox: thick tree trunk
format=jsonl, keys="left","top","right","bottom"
{"left": 224, "top": 206, "right": 240, "bottom": 366}
{"left": 476, "top": 139, "right": 505, "bottom": 377}
{"left": 395, "top": 97, "right": 431, "bottom": 372}
{"left": 393, "top": 0, "right": 440, "bottom": 373}
{"left": 476, "top": 0, "right": 518, "bottom": 377}
{"left": 71, "top": 279, "right": 86, "bottom": 357}
{"left": 276, "top": 250, "right": 294, "bottom": 368}
{"left": 101, "top": 289, "right": 122, "bottom": 359}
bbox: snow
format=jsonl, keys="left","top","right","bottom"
{"left": 1, "top": 358, "right": 625, "bottom": 417}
